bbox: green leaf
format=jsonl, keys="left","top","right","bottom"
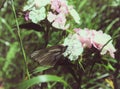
{"left": 17, "top": 75, "right": 71, "bottom": 89}
{"left": 78, "top": 0, "right": 87, "bottom": 11}
{"left": 2, "top": 42, "right": 19, "bottom": 72}
{"left": 105, "top": 18, "right": 119, "bottom": 33}
{"left": 69, "top": 7, "right": 81, "bottom": 24}
{"left": 0, "top": 17, "right": 16, "bottom": 38}
{"left": 32, "top": 66, "right": 52, "bottom": 74}
{"left": 107, "top": 63, "right": 115, "bottom": 71}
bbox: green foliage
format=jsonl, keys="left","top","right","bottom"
{"left": 0, "top": 0, "right": 119, "bottom": 89}
{"left": 2, "top": 42, "right": 19, "bottom": 75}
{"left": 17, "top": 75, "right": 71, "bottom": 89}
{"left": 32, "top": 66, "right": 52, "bottom": 74}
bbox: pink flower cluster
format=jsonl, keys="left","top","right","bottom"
{"left": 50, "top": 0, "right": 69, "bottom": 14}
{"left": 47, "top": 0, "right": 70, "bottom": 30}
{"left": 23, "top": 0, "right": 80, "bottom": 29}
{"left": 74, "top": 28, "right": 116, "bottom": 58}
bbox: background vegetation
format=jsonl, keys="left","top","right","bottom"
{"left": 0, "top": 0, "right": 120, "bottom": 89}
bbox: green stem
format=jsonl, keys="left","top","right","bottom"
{"left": 11, "top": 0, "right": 30, "bottom": 79}
{"left": 101, "top": 34, "right": 119, "bottom": 53}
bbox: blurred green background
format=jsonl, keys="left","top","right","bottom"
{"left": 0, "top": 0, "right": 120, "bottom": 89}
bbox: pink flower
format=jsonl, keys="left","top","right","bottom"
{"left": 47, "top": 0, "right": 70, "bottom": 29}
{"left": 47, "top": 12, "right": 69, "bottom": 30}
{"left": 91, "top": 30, "right": 116, "bottom": 58}
{"left": 52, "top": 13, "right": 66, "bottom": 28}
{"left": 50, "top": 0, "right": 68, "bottom": 14}
{"left": 25, "top": 12, "right": 29, "bottom": 21}
{"left": 74, "top": 28, "right": 93, "bottom": 48}
{"left": 50, "top": 0, "right": 60, "bottom": 12}
{"left": 50, "top": 0, "right": 80, "bottom": 25}
{"left": 59, "top": 1, "right": 69, "bottom": 14}
{"left": 74, "top": 28, "right": 116, "bottom": 58}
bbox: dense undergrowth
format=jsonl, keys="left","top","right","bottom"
{"left": 0, "top": 0, "right": 120, "bottom": 89}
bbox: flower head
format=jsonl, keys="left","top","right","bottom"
{"left": 23, "top": 0, "right": 50, "bottom": 11}
{"left": 23, "top": 0, "right": 80, "bottom": 29}
{"left": 74, "top": 28, "right": 116, "bottom": 58}
{"left": 47, "top": 12, "right": 69, "bottom": 30}
{"left": 29, "top": 7, "right": 46, "bottom": 23}
{"left": 23, "top": 0, "right": 50, "bottom": 23}
{"left": 91, "top": 30, "right": 116, "bottom": 58}
{"left": 63, "top": 34, "right": 83, "bottom": 61}
{"left": 74, "top": 28, "right": 93, "bottom": 48}
{"left": 50, "top": 0, "right": 68, "bottom": 14}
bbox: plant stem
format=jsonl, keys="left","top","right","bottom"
{"left": 11, "top": 0, "right": 30, "bottom": 79}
